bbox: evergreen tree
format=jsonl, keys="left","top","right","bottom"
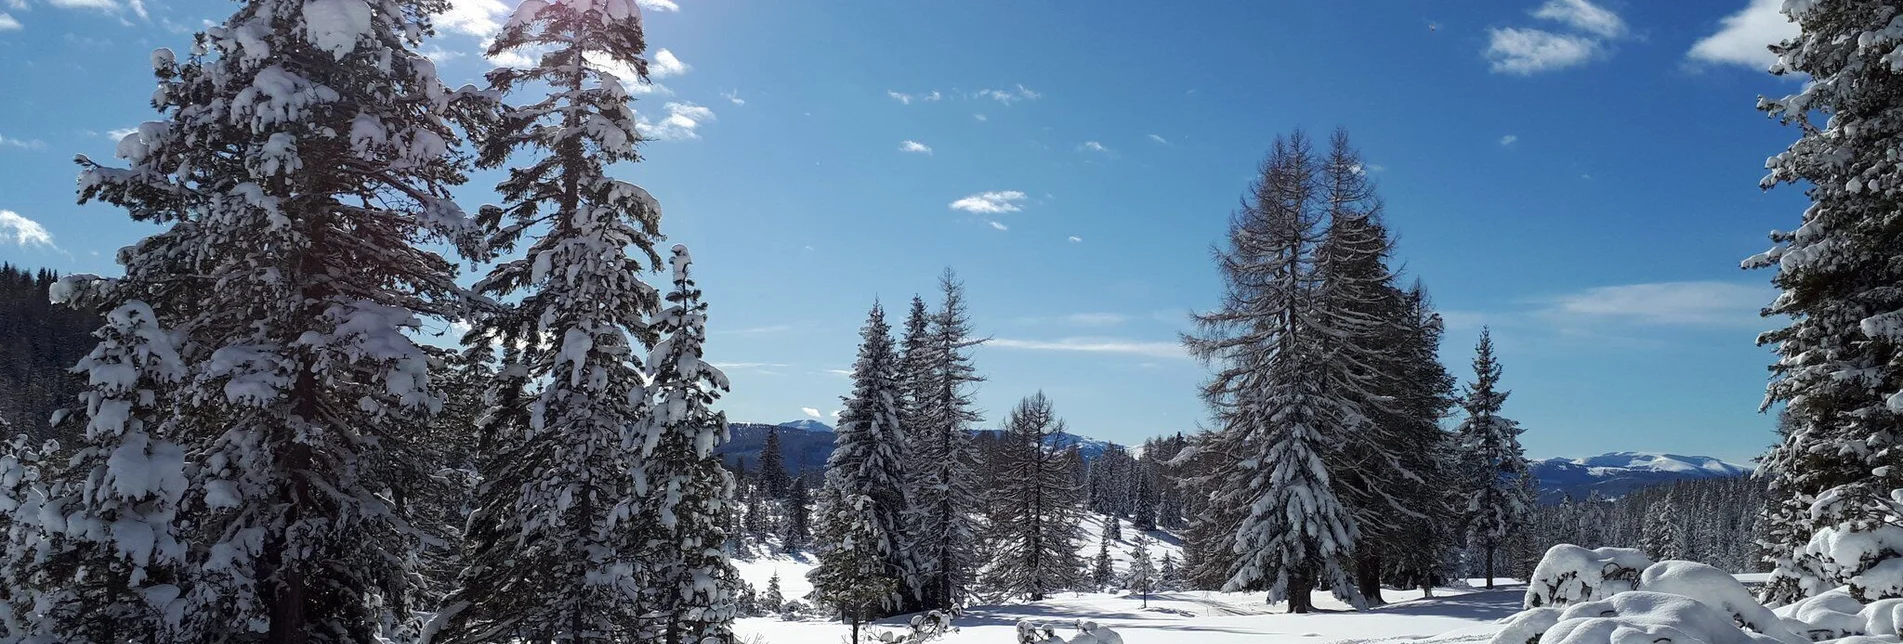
{"left": 1127, "top": 534, "right": 1156, "bottom": 608}
{"left": 1455, "top": 328, "right": 1533, "bottom": 590}
{"left": 1640, "top": 498, "right": 1687, "bottom": 562}
{"left": 65, "top": 0, "right": 489, "bottom": 632}
{"left": 1091, "top": 530, "right": 1115, "bottom": 592}
{"left": 1183, "top": 132, "right": 1361, "bottom": 613}
{"left": 643, "top": 246, "right": 741, "bottom": 643}
{"left": 908, "top": 269, "right": 986, "bottom": 609}
{"left": 782, "top": 476, "right": 812, "bottom": 553}
{"left": 983, "top": 392, "right": 1088, "bottom": 601}
{"left": 811, "top": 303, "right": 911, "bottom": 615}
{"left": 1159, "top": 552, "right": 1180, "bottom": 592}
{"left": 431, "top": 0, "right": 669, "bottom": 638}
{"left": 760, "top": 429, "right": 790, "bottom": 499}
{"left": 763, "top": 572, "right": 784, "bottom": 615}
{"left": 1743, "top": 0, "right": 1903, "bottom": 606}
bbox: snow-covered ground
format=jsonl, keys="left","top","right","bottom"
{"left": 733, "top": 586, "right": 1525, "bottom": 644}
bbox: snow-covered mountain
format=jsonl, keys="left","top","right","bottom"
{"left": 1530, "top": 452, "right": 1751, "bottom": 504}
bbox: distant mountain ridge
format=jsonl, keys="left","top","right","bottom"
{"left": 1529, "top": 452, "right": 1752, "bottom": 504}
{"left": 715, "top": 420, "right": 1126, "bottom": 478}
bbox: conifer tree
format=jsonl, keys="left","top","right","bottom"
{"left": 908, "top": 269, "right": 986, "bottom": 609}
{"left": 983, "top": 392, "right": 1088, "bottom": 601}
{"left": 430, "top": 0, "right": 669, "bottom": 638}
{"left": 1183, "top": 132, "right": 1361, "bottom": 613}
{"left": 643, "top": 246, "right": 741, "bottom": 643}
{"left": 1742, "top": 0, "right": 1903, "bottom": 606}
{"left": 65, "top": 0, "right": 489, "bottom": 632}
{"left": 782, "top": 476, "right": 812, "bottom": 553}
{"left": 811, "top": 303, "right": 911, "bottom": 615}
{"left": 763, "top": 572, "right": 784, "bottom": 615}
{"left": 1092, "top": 531, "right": 1115, "bottom": 592}
{"left": 760, "top": 429, "right": 790, "bottom": 499}
{"left": 1456, "top": 328, "right": 1533, "bottom": 590}
{"left": 1127, "top": 534, "right": 1156, "bottom": 608}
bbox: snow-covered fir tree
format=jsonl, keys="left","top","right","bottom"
{"left": 759, "top": 428, "right": 790, "bottom": 499}
{"left": 811, "top": 303, "right": 912, "bottom": 615}
{"left": 64, "top": 0, "right": 490, "bottom": 632}
{"left": 781, "top": 476, "right": 811, "bottom": 553}
{"left": 1182, "top": 131, "right": 1362, "bottom": 613}
{"left": 982, "top": 392, "right": 1087, "bottom": 601}
{"left": 907, "top": 269, "right": 986, "bottom": 610}
{"left": 643, "top": 246, "right": 741, "bottom": 643}
{"left": 1640, "top": 497, "right": 1687, "bottom": 562}
{"left": 1742, "top": 0, "right": 1903, "bottom": 606}
{"left": 1127, "top": 534, "right": 1156, "bottom": 608}
{"left": 1455, "top": 328, "right": 1533, "bottom": 589}
{"left": 762, "top": 572, "right": 784, "bottom": 615}
{"left": 429, "top": 0, "right": 671, "bottom": 638}
{"left": 2, "top": 301, "right": 186, "bottom": 641}
{"left": 810, "top": 491, "right": 900, "bottom": 644}
{"left": 1091, "top": 530, "right": 1115, "bottom": 591}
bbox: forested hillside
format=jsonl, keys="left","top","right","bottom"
{"left": 0, "top": 264, "right": 96, "bottom": 440}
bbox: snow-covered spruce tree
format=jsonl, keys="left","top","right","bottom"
{"left": 1640, "top": 498, "right": 1686, "bottom": 562}
{"left": 810, "top": 491, "right": 900, "bottom": 644}
{"left": 982, "top": 392, "right": 1087, "bottom": 602}
{"left": 1456, "top": 327, "right": 1533, "bottom": 590}
{"left": 781, "top": 476, "right": 811, "bottom": 553}
{"left": 762, "top": 572, "right": 783, "bottom": 614}
{"left": 1091, "top": 530, "right": 1115, "bottom": 591}
{"left": 759, "top": 428, "right": 790, "bottom": 499}
{"left": 1379, "top": 284, "right": 1462, "bottom": 599}
{"left": 1742, "top": 0, "right": 1903, "bottom": 607}
{"left": 68, "top": 0, "right": 490, "bottom": 632}
{"left": 1182, "top": 131, "right": 1362, "bottom": 613}
{"left": 908, "top": 269, "right": 986, "bottom": 610}
{"left": 643, "top": 245, "right": 741, "bottom": 643}
{"left": 811, "top": 303, "right": 911, "bottom": 616}
{"left": 428, "top": 0, "right": 669, "bottom": 639}
{"left": 3, "top": 300, "right": 189, "bottom": 642}
{"left": 1127, "top": 533, "right": 1156, "bottom": 608}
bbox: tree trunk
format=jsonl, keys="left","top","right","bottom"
{"left": 1356, "top": 551, "right": 1384, "bottom": 606}
{"left": 1484, "top": 541, "right": 1496, "bottom": 589}
{"left": 1286, "top": 571, "right": 1315, "bottom": 613}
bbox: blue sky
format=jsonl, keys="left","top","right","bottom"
{"left": 0, "top": 0, "right": 1806, "bottom": 463}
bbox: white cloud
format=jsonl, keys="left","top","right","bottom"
{"left": 636, "top": 102, "right": 715, "bottom": 141}
{"left": 802, "top": 407, "right": 822, "bottom": 419}
{"left": 649, "top": 48, "right": 689, "bottom": 78}
{"left": 45, "top": 0, "right": 118, "bottom": 12}
{"left": 987, "top": 221, "right": 1008, "bottom": 231}
{"left": 887, "top": 90, "right": 939, "bottom": 105}
{"left": 899, "top": 140, "right": 933, "bottom": 155}
{"left": 1532, "top": 0, "right": 1625, "bottom": 38}
{"left": 1486, "top": 27, "right": 1599, "bottom": 74}
{"left": 104, "top": 127, "right": 137, "bottom": 140}
{"left": 435, "top": 0, "right": 508, "bottom": 37}
{"left": 973, "top": 113, "right": 988, "bottom": 122}
{"left": 637, "top": 0, "right": 678, "bottom": 11}
{"left": 1147, "top": 134, "right": 1169, "bottom": 145}
{"left": 0, "top": 210, "right": 55, "bottom": 249}
{"left": 1079, "top": 141, "right": 1111, "bottom": 154}
{"left": 1687, "top": 0, "right": 1796, "bottom": 70}
{"left": 888, "top": 90, "right": 913, "bottom": 105}
{"left": 830, "top": 410, "right": 842, "bottom": 419}
{"left": 420, "top": 46, "right": 464, "bottom": 63}
{"left": 949, "top": 190, "right": 1027, "bottom": 214}
{"left": 1068, "top": 236, "right": 1082, "bottom": 243}
{"left": 1065, "top": 313, "right": 1127, "bottom": 326}
{"left": 977, "top": 84, "right": 1040, "bottom": 105}
{"left": 989, "top": 337, "right": 1186, "bottom": 360}
{"left": 1535, "top": 281, "right": 1770, "bottom": 327}
{"left": 1500, "top": 134, "right": 1518, "bottom": 146}
{"left": 0, "top": 12, "right": 20, "bottom": 30}
{"left": 722, "top": 90, "right": 745, "bottom": 106}
{"left": 0, "top": 134, "right": 43, "bottom": 150}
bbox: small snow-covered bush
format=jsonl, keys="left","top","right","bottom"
{"left": 866, "top": 610, "right": 958, "bottom": 644}
{"left": 1641, "top": 561, "right": 1802, "bottom": 642}
{"left": 1015, "top": 620, "right": 1124, "bottom": 644}
{"left": 1781, "top": 589, "right": 1868, "bottom": 641}
{"left": 1525, "top": 545, "right": 1654, "bottom": 609}
{"left": 1802, "top": 524, "right": 1903, "bottom": 601}
{"left": 1490, "top": 607, "right": 1562, "bottom": 644}
{"left": 1541, "top": 591, "right": 1786, "bottom": 644}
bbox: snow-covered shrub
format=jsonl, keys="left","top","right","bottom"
{"left": 866, "top": 610, "right": 957, "bottom": 643}
{"left": 1641, "top": 561, "right": 1803, "bottom": 642}
{"left": 1525, "top": 544, "right": 1654, "bottom": 608}
{"left": 1490, "top": 607, "right": 1562, "bottom": 644}
{"left": 1015, "top": 620, "right": 1124, "bottom": 644}
{"left": 1801, "top": 523, "right": 1903, "bottom": 601}
{"left": 1780, "top": 589, "right": 1869, "bottom": 641}
{"left": 1541, "top": 591, "right": 1785, "bottom": 644}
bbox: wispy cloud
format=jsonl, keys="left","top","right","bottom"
{"left": 719, "top": 324, "right": 793, "bottom": 336}
{"left": 802, "top": 407, "right": 823, "bottom": 419}
{"left": 988, "top": 221, "right": 1009, "bottom": 231}
{"left": 989, "top": 337, "right": 1187, "bottom": 360}
{"left": 636, "top": 102, "right": 715, "bottom": 141}
{"left": 1500, "top": 134, "right": 1519, "bottom": 146}
{"left": 899, "top": 140, "right": 933, "bottom": 155}
{"left": 105, "top": 127, "right": 138, "bottom": 140}
{"left": 1065, "top": 313, "right": 1127, "bottom": 326}
{"left": 1532, "top": 0, "right": 1625, "bottom": 38}
{"left": 0, "top": 12, "right": 20, "bottom": 30}
{"left": 973, "top": 113, "right": 988, "bottom": 122}
{"left": 949, "top": 190, "right": 1027, "bottom": 214}
{"left": 1486, "top": 28, "right": 1599, "bottom": 74}
{"left": 0, "top": 134, "right": 45, "bottom": 150}
{"left": 638, "top": 0, "right": 677, "bottom": 11}
{"left": 1079, "top": 141, "right": 1112, "bottom": 155}
{"left": 977, "top": 84, "right": 1041, "bottom": 105}
{"left": 1147, "top": 134, "right": 1169, "bottom": 145}
{"left": 0, "top": 210, "right": 56, "bottom": 249}
{"left": 649, "top": 48, "right": 689, "bottom": 78}
{"left": 722, "top": 90, "right": 745, "bottom": 106}
{"left": 887, "top": 90, "right": 942, "bottom": 105}
{"left": 1068, "top": 236, "right": 1083, "bottom": 243}
{"left": 1687, "top": 0, "right": 1796, "bottom": 70}
{"left": 1533, "top": 281, "right": 1771, "bottom": 327}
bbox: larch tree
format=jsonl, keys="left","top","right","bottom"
{"left": 908, "top": 269, "right": 986, "bottom": 610}
{"left": 1183, "top": 132, "right": 1361, "bottom": 613}
{"left": 1743, "top": 0, "right": 1903, "bottom": 606}
{"left": 428, "top": 0, "right": 668, "bottom": 639}
{"left": 983, "top": 392, "right": 1087, "bottom": 602}
{"left": 63, "top": 0, "right": 490, "bottom": 632}
{"left": 1456, "top": 328, "right": 1533, "bottom": 590}
{"left": 810, "top": 303, "right": 911, "bottom": 616}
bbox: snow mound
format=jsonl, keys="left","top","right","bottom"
{"left": 1540, "top": 591, "right": 1788, "bottom": 644}
{"left": 1526, "top": 545, "right": 1653, "bottom": 609}
{"left": 1640, "top": 561, "right": 1802, "bottom": 642}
